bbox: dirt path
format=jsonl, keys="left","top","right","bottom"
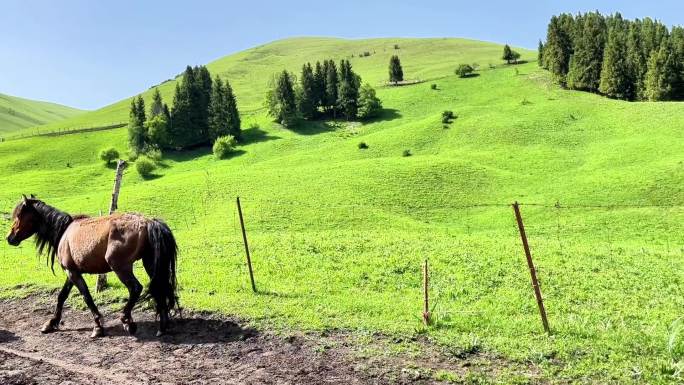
{"left": 0, "top": 293, "right": 541, "bottom": 384}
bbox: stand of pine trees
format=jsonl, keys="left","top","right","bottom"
{"left": 128, "top": 65, "right": 241, "bottom": 154}
{"left": 541, "top": 12, "right": 684, "bottom": 101}
{"left": 267, "top": 59, "right": 382, "bottom": 125}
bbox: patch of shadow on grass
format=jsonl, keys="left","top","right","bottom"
{"left": 241, "top": 125, "right": 281, "bottom": 144}
{"left": 365, "top": 108, "right": 402, "bottom": 123}
{"left": 286, "top": 120, "right": 336, "bottom": 136}
{"left": 140, "top": 173, "right": 162, "bottom": 181}
{"left": 216, "top": 149, "right": 246, "bottom": 160}
{"left": 164, "top": 146, "right": 213, "bottom": 163}
{"left": 459, "top": 73, "right": 480, "bottom": 78}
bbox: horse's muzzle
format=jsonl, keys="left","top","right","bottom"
{"left": 6, "top": 235, "right": 19, "bottom": 246}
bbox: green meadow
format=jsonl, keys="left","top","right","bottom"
{"left": 0, "top": 92, "right": 84, "bottom": 134}
{"left": 0, "top": 37, "right": 683, "bottom": 383}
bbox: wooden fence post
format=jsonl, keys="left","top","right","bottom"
{"left": 96, "top": 159, "right": 126, "bottom": 292}
{"left": 512, "top": 202, "right": 551, "bottom": 335}
{"left": 422, "top": 259, "right": 430, "bottom": 326}
{"left": 236, "top": 197, "right": 257, "bottom": 293}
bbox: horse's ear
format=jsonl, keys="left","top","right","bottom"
{"left": 21, "top": 194, "right": 27, "bottom": 202}
{"left": 30, "top": 194, "right": 36, "bottom": 199}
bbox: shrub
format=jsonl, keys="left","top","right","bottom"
{"left": 135, "top": 156, "right": 156, "bottom": 178}
{"left": 455, "top": 64, "right": 474, "bottom": 78}
{"left": 357, "top": 83, "right": 383, "bottom": 120}
{"left": 430, "top": 84, "right": 438, "bottom": 90}
{"left": 213, "top": 135, "right": 237, "bottom": 159}
{"left": 394, "top": 44, "right": 400, "bottom": 49}
{"left": 99, "top": 147, "right": 119, "bottom": 165}
{"left": 358, "top": 142, "right": 369, "bottom": 149}
{"left": 402, "top": 149, "right": 412, "bottom": 157}
{"left": 442, "top": 110, "right": 456, "bottom": 124}
{"left": 145, "top": 148, "right": 162, "bottom": 162}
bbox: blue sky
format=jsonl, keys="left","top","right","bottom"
{"left": 1, "top": 1, "right": 682, "bottom": 110}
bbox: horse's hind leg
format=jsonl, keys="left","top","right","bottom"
{"left": 67, "top": 271, "right": 105, "bottom": 338}
{"left": 41, "top": 277, "right": 73, "bottom": 333}
{"left": 113, "top": 267, "right": 143, "bottom": 335}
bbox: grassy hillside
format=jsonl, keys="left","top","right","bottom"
{"left": 1, "top": 37, "right": 683, "bottom": 383}
{"left": 0, "top": 93, "right": 84, "bottom": 134}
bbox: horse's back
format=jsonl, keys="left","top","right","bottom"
{"left": 59, "top": 213, "right": 149, "bottom": 274}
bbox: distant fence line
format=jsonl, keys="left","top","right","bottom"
{"left": 0, "top": 122, "right": 127, "bottom": 142}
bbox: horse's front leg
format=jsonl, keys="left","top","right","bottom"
{"left": 41, "top": 277, "right": 73, "bottom": 333}
{"left": 113, "top": 267, "right": 143, "bottom": 335}
{"left": 67, "top": 271, "right": 105, "bottom": 338}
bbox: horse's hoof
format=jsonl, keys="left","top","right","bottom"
{"left": 123, "top": 322, "right": 137, "bottom": 335}
{"left": 155, "top": 330, "right": 164, "bottom": 337}
{"left": 90, "top": 327, "right": 105, "bottom": 338}
{"left": 40, "top": 319, "right": 58, "bottom": 334}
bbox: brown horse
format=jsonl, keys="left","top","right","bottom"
{"left": 6, "top": 195, "right": 178, "bottom": 338}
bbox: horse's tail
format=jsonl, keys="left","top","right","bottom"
{"left": 143, "top": 219, "right": 179, "bottom": 320}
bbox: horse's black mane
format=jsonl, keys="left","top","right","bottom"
{"left": 30, "top": 200, "right": 74, "bottom": 273}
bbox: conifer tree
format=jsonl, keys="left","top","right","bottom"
{"left": 336, "top": 60, "right": 360, "bottom": 120}
{"left": 224, "top": 80, "right": 241, "bottom": 139}
{"left": 538, "top": 40, "right": 544, "bottom": 66}
{"left": 313, "top": 61, "right": 325, "bottom": 109}
{"left": 208, "top": 76, "right": 228, "bottom": 141}
{"left": 325, "top": 60, "right": 338, "bottom": 116}
{"left": 567, "top": 12, "right": 606, "bottom": 91}
{"left": 196, "top": 66, "right": 213, "bottom": 140}
{"left": 544, "top": 15, "right": 574, "bottom": 85}
{"left": 502, "top": 44, "right": 521, "bottom": 64}
{"left": 266, "top": 70, "right": 297, "bottom": 126}
{"left": 150, "top": 88, "right": 164, "bottom": 117}
{"left": 599, "top": 25, "right": 633, "bottom": 99}
{"left": 170, "top": 78, "right": 192, "bottom": 148}
{"left": 644, "top": 39, "right": 677, "bottom": 101}
{"left": 388, "top": 55, "right": 403, "bottom": 83}
{"left": 297, "top": 63, "right": 317, "bottom": 119}
{"left": 627, "top": 20, "right": 647, "bottom": 100}
{"left": 128, "top": 96, "right": 146, "bottom": 154}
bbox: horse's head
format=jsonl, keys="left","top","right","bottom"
{"left": 7, "top": 194, "right": 40, "bottom": 246}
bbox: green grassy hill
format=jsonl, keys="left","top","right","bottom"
{"left": 1, "top": 37, "right": 683, "bottom": 383}
{"left": 0, "top": 93, "right": 84, "bottom": 134}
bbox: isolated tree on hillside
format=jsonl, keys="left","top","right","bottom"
{"left": 567, "top": 12, "right": 606, "bottom": 91}
{"left": 389, "top": 55, "right": 403, "bottom": 83}
{"left": 455, "top": 64, "right": 474, "bottom": 78}
{"left": 502, "top": 44, "right": 521, "bottom": 64}
{"left": 297, "top": 63, "right": 317, "bottom": 119}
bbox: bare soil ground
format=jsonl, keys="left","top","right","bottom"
{"left": 0, "top": 292, "right": 543, "bottom": 384}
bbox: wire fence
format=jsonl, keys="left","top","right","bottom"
{"left": 0, "top": 193, "right": 682, "bottom": 334}
{"left": 0, "top": 122, "right": 127, "bottom": 142}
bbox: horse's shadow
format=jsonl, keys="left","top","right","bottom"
{"left": 106, "top": 317, "right": 258, "bottom": 344}
{"left": 0, "top": 329, "right": 19, "bottom": 343}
